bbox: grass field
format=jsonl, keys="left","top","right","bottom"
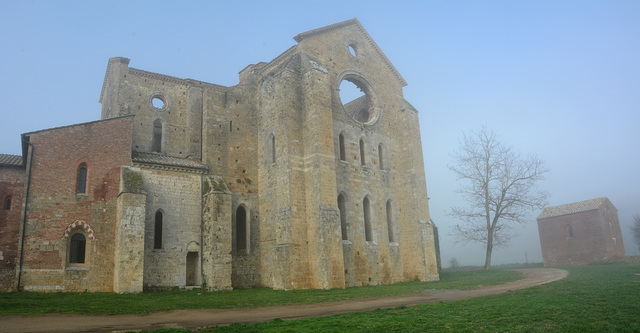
{"left": 2, "top": 262, "right": 638, "bottom": 332}
{"left": 204, "top": 262, "right": 640, "bottom": 332}
{"left": 0, "top": 269, "right": 520, "bottom": 315}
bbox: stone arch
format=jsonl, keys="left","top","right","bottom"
{"left": 336, "top": 71, "right": 382, "bottom": 125}
{"left": 234, "top": 204, "right": 250, "bottom": 253}
{"left": 62, "top": 220, "right": 96, "bottom": 240}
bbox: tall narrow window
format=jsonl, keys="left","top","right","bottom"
{"left": 76, "top": 163, "right": 87, "bottom": 194}
{"left": 3, "top": 196, "right": 11, "bottom": 210}
{"left": 69, "top": 233, "right": 86, "bottom": 263}
{"left": 154, "top": 211, "right": 163, "bottom": 249}
{"left": 338, "top": 194, "right": 347, "bottom": 240}
{"left": 378, "top": 143, "right": 385, "bottom": 170}
{"left": 236, "top": 206, "right": 247, "bottom": 252}
{"left": 359, "top": 139, "right": 365, "bottom": 166}
{"left": 268, "top": 133, "right": 276, "bottom": 164}
{"left": 568, "top": 225, "right": 574, "bottom": 238}
{"left": 230, "top": 121, "right": 233, "bottom": 132}
{"left": 363, "top": 197, "right": 372, "bottom": 241}
{"left": 386, "top": 200, "right": 395, "bottom": 243}
{"left": 339, "top": 134, "right": 346, "bottom": 161}
{"left": 152, "top": 119, "right": 162, "bottom": 153}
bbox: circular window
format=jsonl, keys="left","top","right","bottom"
{"left": 150, "top": 95, "right": 167, "bottom": 111}
{"left": 348, "top": 44, "right": 358, "bottom": 57}
{"left": 338, "top": 74, "right": 379, "bottom": 124}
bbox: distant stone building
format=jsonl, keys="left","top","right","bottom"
{"left": 0, "top": 19, "right": 439, "bottom": 293}
{"left": 537, "top": 197, "right": 625, "bottom": 266}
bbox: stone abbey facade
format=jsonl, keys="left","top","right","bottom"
{"left": 537, "top": 197, "right": 625, "bottom": 266}
{"left": 0, "top": 19, "right": 439, "bottom": 292}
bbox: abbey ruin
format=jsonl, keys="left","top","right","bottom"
{"left": 0, "top": 19, "right": 439, "bottom": 292}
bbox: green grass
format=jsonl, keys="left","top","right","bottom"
{"left": 204, "top": 262, "right": 640, "bottom": 332}
{"left": 0, "top": 269, "right": 519, "bottom": 315}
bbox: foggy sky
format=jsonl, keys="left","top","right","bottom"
{"left": 1, "top": 0, "right": 638, "bottom": 266}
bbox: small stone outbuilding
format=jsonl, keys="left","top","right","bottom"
{"left": 537, "top": 197, "right": 625, "bottom": 266}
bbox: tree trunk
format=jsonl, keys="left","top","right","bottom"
{"left": 484, "top": 230, "right": 493, "bottom": 270}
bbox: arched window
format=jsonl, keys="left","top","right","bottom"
{"left": 339, "top": 133, "right": 346, "bottom": 161}
{"left": 386, "top": 200, "right": 394, "bottom": 243}
{"left": 152, "top": 119, "right": 162, "bottom": 153}
{"left": 338, "top": 194, "right": 347, "bottom": 240}
{"left": 236, "top": 206, "right": 247, "bottom": 252}
{"left": 378, "top": 143, "right": 385, "bottom": 170}
{"left": 3, "top": 196, "right": 11, "bottom": 210}
{"left": 69, "top": 233, "right": 86, "bottom": 264}
{"left": 154, "top": 211, "right": 163, "bottom": 249}
{"left": 359, "top": 139, "right": 365, "bottom": 166}
{"left": 568, "top": 225, "right": 574, "bottom": 238}
{"left": 268, "top": 133, "right": 276, "bottom": 164}
{"left": 76, "top": 163, "right": 88, "bottom": 194}
{"left": 363, "top": 197, "right": 372, "bottom": 242}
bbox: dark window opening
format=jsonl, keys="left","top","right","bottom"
{"left": 568, "top": 225, "right": 574, "bottom": 238}
{"left": 154, "top": 211, "right": 163, "bottom": 249}
{"left": 3, "top": 196, "right": 11, "bottom": 210}
{"left": 236, "top": 206, "right": 247, "bottom": 252}
{"left": 76, "top": 164, "right": 87, "bottom": 194}
{"left": 359, "top": 140, "right": 366, "bottom": 166}
{"left": 338, "top": 194, "right": 347, "bottom": 240}
{"left": 386, "top": 200, "right": 394, "bottom": 243}
{"left": 363, "top": 197, "right": 372, "bottom": 242}
{"left": 268, "top": 134, "right": 276, "bottom": 164}
{"left": 152, "top": 119, "right": 162, "bottom": 153}
{"left": 378, "top": 143, "right": 385, "bottom": 170}
{"left": 339, "top": 134, "right": 346, "bottom": 161}
{"left": 69, "top": 233, "right": 86, "bottom": 263}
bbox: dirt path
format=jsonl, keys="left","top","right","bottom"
{"left": 0, "top": 268, "right": 567, "bottom": 333}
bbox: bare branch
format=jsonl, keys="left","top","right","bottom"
{"left": 447, "top": 126, "right": 549, "bottom": 269}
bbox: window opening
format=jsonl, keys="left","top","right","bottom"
{"left": 363, "top": 197, "right": 372, "bottom": 242}
{"left": 348, "top": 44, "right": 358, "bottom": 57}
{"left": 151, "top": 97, "right": 165, "bottom": 109}
{"left": 359, "top": 140, "right": 365, "bottom": 166}
{"left": 69, "top": 233, "right": 86, "bottom": 263}
{"left": 236, "top": 206, "right": 247, "bottom": 252}
{"left": 568, "top": 225, "right": 574, "bottom": 238}
{"left": 76, "top": 163, "right": 87, "bottom": 193}
{"left": 154, "top": 211, "right": 163, "bottom": 249}
{"left": 268, "top": 133, "right": 276, "bottom": 164}
{"left": 378, "top": 143, "right": 385, "bottom": 170}
{"left": 338, "top": 194, "right": 347, "bottom": 240}
{"left": 230, "top": 121, "right": 233, "bottom": 132}
{"left": 153, "top": 119, "right": 162, "bottom": 153}
{"left": 386, "top": 200, "right": 394, "bottom": 243}
{"left": 339, "top": 134, "right": 346, "bottom": 161}
{"left": 3, "top": 196, "right": 11, "bottom": 210}
{"left": 186, "top": 252, "right": 199, "bottom": 286}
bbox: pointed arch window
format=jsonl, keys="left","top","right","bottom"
{"left": 268, "top": 133, "right": 276, "bottom": 165}
{"left": 363, "top": 196, "right": 372, "bottom": 242}
{"left": 236, "top": 206, "right": 247, "bottom": 252}
{"left": 339, "top": 133, "right": 346, "bottom": 161}
{"left": 154, "top": 210, "right": 163, "bottom": 249}
{"left": 76, "top": 163, "right": 88, "bottom": 194}
{"left": 338, "top": 193, "right": 347, "bottom": 240}
{"left": 378, "top": 143, "right": 385, "bottom": 170}
{"left": 69, "top": 233, "right": 86, "bottom": 264}
{"left": 359, "top": 139, "right": 366, "bottom": 166}
{"left": 152, "top": 119, "right": 162, "bottom": 153}
{"left": 386, "top": 200, "right": 395, "bottom": 243}
{"left": 3, "top": 196, "right": 11, "bottom": 210}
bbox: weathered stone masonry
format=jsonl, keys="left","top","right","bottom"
{"left": 0, "top": 18, "right": 439, "bottom": 292}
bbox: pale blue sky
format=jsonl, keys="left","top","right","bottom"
{"left": 1, "top": 0, "right": 638, "bottom": 265}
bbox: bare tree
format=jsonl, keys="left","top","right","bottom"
{"left": 632, "top": 214, "right": 640, "bottom": 253}
{"left": 449, "top": 127, "right": 549, "bottom": 270}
